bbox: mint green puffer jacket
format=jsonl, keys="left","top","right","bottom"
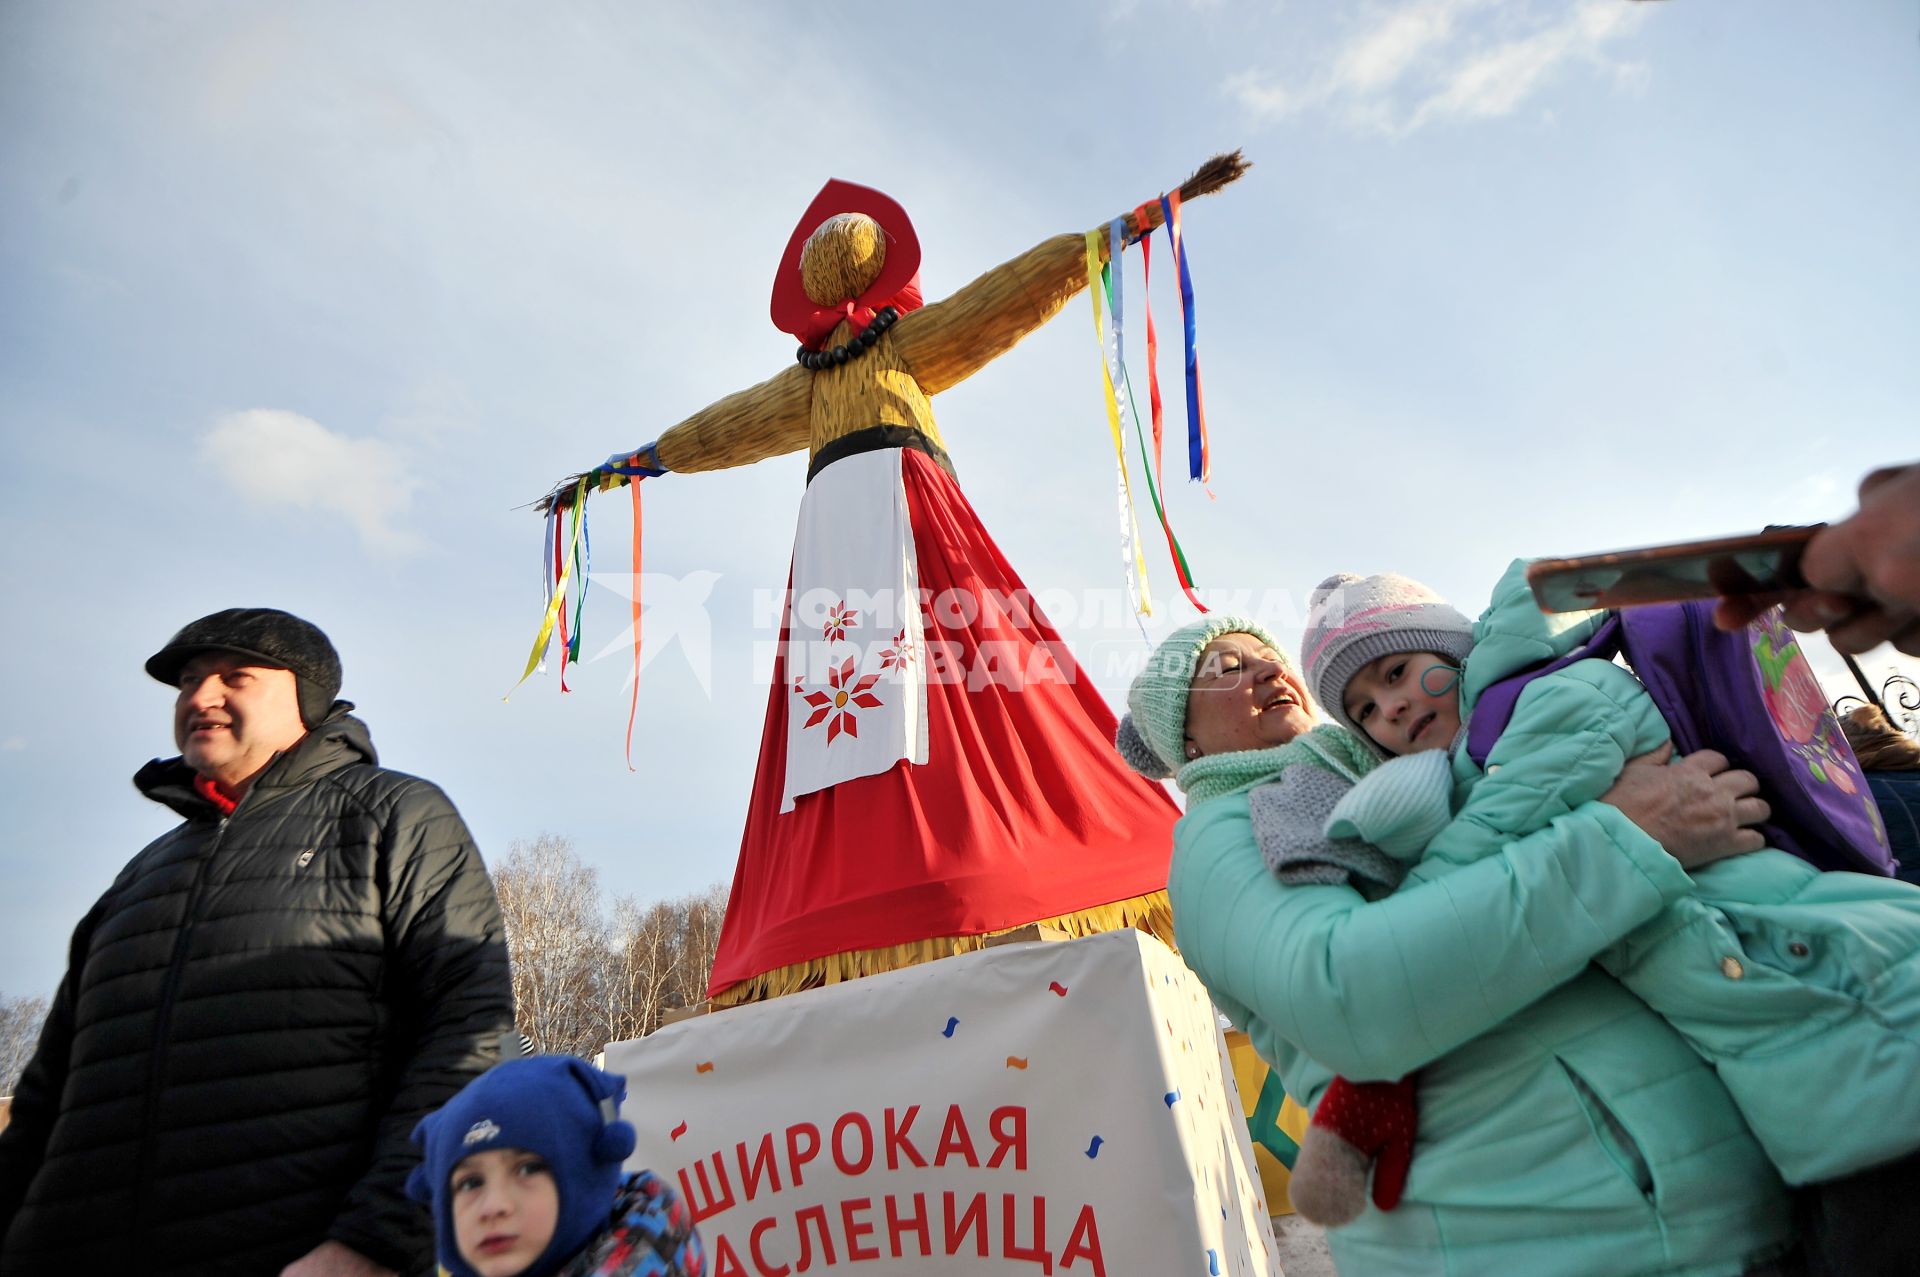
{"left": 1446, "top": 560, "right": 1920, "bottom": 1185}
{"left": 1171, "top": 730, "right": 1792, "bottom": 1277}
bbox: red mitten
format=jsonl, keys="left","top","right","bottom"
{"left": 1289, "top": 1075, "right": 1418, "bottom": 1226}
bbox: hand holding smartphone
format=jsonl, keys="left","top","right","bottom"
{"left": 1527, "top": 526, "right": 1822, "bottom": 614}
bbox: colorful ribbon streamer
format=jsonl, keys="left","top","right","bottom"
{"left": 1133, "top": 204, "right": 1169, "bottom": 496}
{"left": 625, "top": 470, "right": 644, "bottom": 771}
{"left": 1107, "top": 217, "right": 1206, "bottom": 614}
{"left": 555, "top": 509, "right": 574, "bottom": 692}
{"left": 1085, "top": 229, "right": 1153, "bottom": 617}
{"left": 513, "top": 448, "right": 664, "bottom": 765}
{"left": 567, "top": 505, "right": 592, "bottom": 669}
{"left": 1160, "top": 191, "right": 1211, "bottom": 483}
{"left": 508, "top": 476, "right": 591, "bottom": 699}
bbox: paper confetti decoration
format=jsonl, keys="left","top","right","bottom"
{"left": 669, "top": 1121, "right": 688, "bottom": 1142}
{"left": 1049, "top": 981, "right": 1070, "bottom": 997}
{"left": 942, "top": 1016, "right": 960, "bottom": 1038}
{"left": 1164, "top": 1089, "right": 1182, "bottom": 1108}
{"left": 1006, "top": 1056, "right": 1030, "bottom": 1070}
{"left": 1085, "top": 1136, "right": 1105, "bottom": 1159}
{"left": 694, "top": 1061, "right": 714, "bottom": 1074}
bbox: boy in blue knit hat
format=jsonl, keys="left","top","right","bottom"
{"left": 408, "top": 1055, "right": 705, "bottom": 1277}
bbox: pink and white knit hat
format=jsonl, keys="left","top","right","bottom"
{"left": 1301, "top": 572, "right": 1474, "bottom": 751}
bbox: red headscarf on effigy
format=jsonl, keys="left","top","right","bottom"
{"left": 769, "top": 179, "right": 925, "bottom": 351}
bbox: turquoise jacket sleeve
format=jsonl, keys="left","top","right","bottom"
{"left": 1458, "top": 558, "right": 1608, "bottom": 703}
{"left": 1428, "top": 658, "right": 1671, "bottom": 871}
{"left": 1171, "top": 788, "right": 1694, "bottom": 1081}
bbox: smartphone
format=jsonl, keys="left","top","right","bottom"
{"left": 1527, "top": 525, "right": 1822, "bottom": 614}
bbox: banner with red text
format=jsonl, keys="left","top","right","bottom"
{"left": 604, "top": 930, "right": 1282, "bottom": 1276}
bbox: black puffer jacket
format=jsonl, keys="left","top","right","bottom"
{"left": 0, "top": 708, "right": 513, "bottom": 1275}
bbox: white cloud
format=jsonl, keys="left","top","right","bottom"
{"left": 1224, "top": 69, "right": 1304, "bottom": 122}
{"left": 1230, "top": 0, "right": 1650, "bottom": 136}
{"left": 1332, "top": 1, "right": 1463, "bottom": 97}
{"left": 0, "top": 738, "right": 24, "bottom": 752}
{"left": 200, "top": 408, "right": 424, "bottom": 553}
{"left": 1409, "top": 22, "right": 1569, "bottom": 126}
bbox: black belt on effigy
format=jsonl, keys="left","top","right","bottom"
{"left": 807, "top": 423, "right": 958, "bottom": 485}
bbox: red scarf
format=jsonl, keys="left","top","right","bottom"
{"left": 193, "top": 774, "right": 239, "bottom": 816}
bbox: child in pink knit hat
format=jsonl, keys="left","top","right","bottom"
{"left": 1291, "top": 563, "right": 1920, "bottom": 1277}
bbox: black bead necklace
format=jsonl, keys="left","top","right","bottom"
{"left": 796, "top": 306, "right": 901, "bottom": 371}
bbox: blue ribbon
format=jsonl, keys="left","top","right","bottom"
{"left": 1161, "top": 194, "right": 1206, "bottom": 481}
{"left": 602, "top": 444, "right": 665, "bottom": 479}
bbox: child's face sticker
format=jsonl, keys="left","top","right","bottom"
{"left": 450, "top": 1148, "right": 559, "bottom": 1277}
{"left": 1183, "top": 633, "right": 1316, "bottom": 758}
{"left": 1345, "top": 650, "right": 1462, "bottom": 757}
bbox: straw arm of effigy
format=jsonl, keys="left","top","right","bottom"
{"left": 894, "top": 150, "right": 1248, "bottom": 396}
{"left": 537, "top": 363, "right": 812, "bottom": 512}
{"left": 650, "top": 363, "right": 812, "bottom": 473}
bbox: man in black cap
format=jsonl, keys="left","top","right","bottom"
{"left": 0, "top": 609, "right": 514, "bottom": 1277}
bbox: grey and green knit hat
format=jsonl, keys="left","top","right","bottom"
{"left": 1300, "top": 572, "right": 1473, "bottom": 752}
{"left": 1116, "top": 614, "right": 1291, "bottom": 779}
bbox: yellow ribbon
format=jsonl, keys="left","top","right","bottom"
{"left": 1086, "top": 231, "right": 1153, "bottom": 616}
{"left": 507, "top": 477, "right": 591, "bottom": 698}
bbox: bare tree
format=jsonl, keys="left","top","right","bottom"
{"left": 603, "top": 883, "right": 732, "bottom": 1041}
{"left": 607, "top": 897, "right": 686, "bottom": 1041}
{"left": 493, "top": 836, "right": 615, "bottom": 1057}
{"left": 670, "top": 883, "right": 730, "bottom": 1013}
{"left": 492, "top": 835, "right": 730, "bottom": 1055}
{"left": 1, "top": 992, "right": 49, "bottom": 1096}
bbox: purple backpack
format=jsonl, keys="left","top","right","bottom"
{"left": 1466, "top": 599, "right": 1895, "bottom": 876}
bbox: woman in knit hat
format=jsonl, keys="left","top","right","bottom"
{"left": 1121, "top": 609, "right": 1799, "bottom": 1277}
{"left": 1115, "top": 613, "right": 1385, "bottom": 886}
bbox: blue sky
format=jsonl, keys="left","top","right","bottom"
{"left": 3, "top": 1, "right": 1916, "bottom": 999}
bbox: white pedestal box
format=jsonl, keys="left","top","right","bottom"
{"left": 603, "top": 929, "right": 1283, "bottom": 1276}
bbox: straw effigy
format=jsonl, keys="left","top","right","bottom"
{"left": 535, "top": 152, "right": 1249, "bottom": 1008}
